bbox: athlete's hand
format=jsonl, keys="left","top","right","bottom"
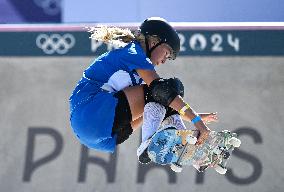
{"left": 200, "top": 112, "right": 218, "bottom": 124}
{"left": 196, "top": 128, "right": 210, "bottom": 146}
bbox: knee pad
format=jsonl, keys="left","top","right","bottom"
{"left": 148, "top": 78, "right": 184, "bottom": 106}
{"left": 143, "top": 84, "right": 154, "bottom": 104}
{"left": 143, "top": 83, "right": 180, "bottom": 120}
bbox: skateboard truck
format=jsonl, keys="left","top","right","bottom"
{"left": 171, "top": 136, "right": 197, "bottom": 172}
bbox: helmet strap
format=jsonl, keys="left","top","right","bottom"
{"left": 145, "top": 38, "right": 164, "bottom": 58}
{"left": 145, "top": 38, "right": 151, "bottom": 58}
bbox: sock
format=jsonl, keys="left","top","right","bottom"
{"left": 142, "top": 102, "right": 166, "bottom": 142}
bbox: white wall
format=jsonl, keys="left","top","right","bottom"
{"left": 64, "top": 0, "right": 284, "bottom": 22}
{"left": 1, "top": 56, "right": 284, "bottom": 191}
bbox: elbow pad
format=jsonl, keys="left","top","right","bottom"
{"left": 149, "top": 77, "right": 184, "bottom": 106}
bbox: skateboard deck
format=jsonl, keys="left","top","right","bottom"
{"left": 147, "top": 128, "right": 241, "bottom": 174}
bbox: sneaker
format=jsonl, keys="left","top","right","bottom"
{"left": 137, "top": 139, "right": 151, "bottom": 164}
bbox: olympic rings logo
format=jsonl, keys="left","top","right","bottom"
{"left": 36, "top": 34, "right": 75, "bottom": 55}
{"left": 34, "top": 0, "right": 61, "bottom": 16}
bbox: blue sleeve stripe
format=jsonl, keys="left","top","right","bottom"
{"left": 129, "top": 71, "right": 138, "bottom": 86}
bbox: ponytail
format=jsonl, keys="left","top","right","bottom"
{"left": 87, "top": 25, "right": 161, "bottom": 50}
{"left": 87, "top": 26, "right": 137, "bottom": 47}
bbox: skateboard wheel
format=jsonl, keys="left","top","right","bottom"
{"left": 170, "top": 163, "right": 183, "bottom": 173}
{"left": 215, "top": 164, "right": 227, "bottom": 175}
{"left": 229, "top": 137, "right": 241, "bottom": 148}
{"left": 223, "top": 151, "right": 230, "bottom": 159}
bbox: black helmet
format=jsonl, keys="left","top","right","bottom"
{"left": 140, "top": 17, "right": 180, "bottom": 60}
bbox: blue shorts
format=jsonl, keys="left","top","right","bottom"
{"left": 70, "top": 91, "right": 118, "bottom": 152}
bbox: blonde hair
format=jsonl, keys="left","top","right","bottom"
{"left": 87, "top": 25, "right": 160, "bottom": 48}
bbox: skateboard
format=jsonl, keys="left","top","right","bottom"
{"left": 147, "top": 128, "right": 241, "bottom": 174}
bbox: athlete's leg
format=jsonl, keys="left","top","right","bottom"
{"left": 131, "top": 116, "right": 143, "bottom": 131}
{"left": 123, "top": 85, "right": 145, "bottom": 120}
{"left": 141, "top": 102, "right": 166, "bottom": 142}
{"left": 136, "top": 101, "right": 167, "bottom": 164}
{"left": 112, "top": 85, "right": 146, "bottom": 145}
{"left": 113, "top": 84, "right": 181, "bottom": 145}
{"left": 123, "top": 85, "right": 168, "bottom": 140}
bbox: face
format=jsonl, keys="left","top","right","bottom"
{"left": 150, "top": 43, "right": 172, "bottom": 66}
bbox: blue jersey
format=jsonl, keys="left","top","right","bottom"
{"left": 69, "top": 41, "right": 154, "bottom": 152}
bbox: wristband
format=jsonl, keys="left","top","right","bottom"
{"left": 191, "top": 115, "right": 202, "bottom": 124}
{"left": 179, "top": 103, "right": 190, "bottom": 115}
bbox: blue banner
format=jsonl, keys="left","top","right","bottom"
{"left": 0, "top": 29, "right": 283, "bottom": 56}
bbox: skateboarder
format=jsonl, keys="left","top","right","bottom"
{"left": 69, "top": 17, "right": 217, "bottom": 154}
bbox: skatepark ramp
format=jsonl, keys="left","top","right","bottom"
{"left": 0, "top": 24, "right": 284, "bottom": 192}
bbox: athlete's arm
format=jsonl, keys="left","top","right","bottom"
{"left": 136, "top": 69, "right": 211, "bottom": 145}
{"left": 136, "top": 69, "right": 160, "bottom": 85}
{"left": 198, "top": 112, "right": 218, "bottom": 124}
{"left": 169, "top": 96, "right": 211, "bottom": 145}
